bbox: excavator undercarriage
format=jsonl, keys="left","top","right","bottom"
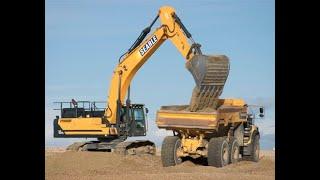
{"left": 66, "top": 139, "right": 156, "bottom": 155}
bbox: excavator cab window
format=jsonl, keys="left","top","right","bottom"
{"left": 133, "top": 108, "right": 145, "bottom": 128}
{"left": 128, "top": 104, "right": 147, "bottom": 136}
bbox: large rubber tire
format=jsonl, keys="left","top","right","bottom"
{"left": 243, "top": 134, "right": 260, "bottom": 162}
{"left": 229, "top": 138, "right": 240, "bottom": 164}
{"left": 161, "top": 136, "right": 182, "bottom": 167}
{"left": 207, "top": 137, "right": 229, "bottom": 167}
{"left": 251, "top": 134, "right": 260, "bottom": 162}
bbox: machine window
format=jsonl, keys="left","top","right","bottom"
{"left": 133, "top": 108, "right": 145, "bottom": 121}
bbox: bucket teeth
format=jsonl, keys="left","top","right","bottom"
{"left": 186, "top": 55, "right": 230, "bottom": 112}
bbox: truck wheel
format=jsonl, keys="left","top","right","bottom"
{"left": 161, "top": 136, "right": 182, "bottom": 167}
{"left": 208, "top": 137, "right": 229, "bottom": 167}
{"left": 243, "top": 134, "right": 260, "bottom": 162}
{"left": 251, "top": 134, "right": 260, "bottom": 162}
{"left": 229, "top": 138, "right": 240, "bottom": 164}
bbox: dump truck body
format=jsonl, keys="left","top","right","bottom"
{"left": 156, "top": 99, "right": 246, "bottom": 131}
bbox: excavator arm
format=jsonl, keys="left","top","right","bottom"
{"left": 105, "top": 6, "right": 202, "bottom": 125}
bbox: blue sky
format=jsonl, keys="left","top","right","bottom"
{"left": 45, "top": 0, "right": 275, "bottom": 149}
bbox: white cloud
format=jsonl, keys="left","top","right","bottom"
{"left": 255, "top": 117, "right": 275, "bottom": 135}
{"left": 154, "top": 129, "right": 173, "bottom": 137}
{"left": 244, "top": 96, "right": 275, "bottom": 110}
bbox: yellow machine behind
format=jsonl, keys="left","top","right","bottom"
{"left": 53, "top": 6, "right": 264, "bottom": 167}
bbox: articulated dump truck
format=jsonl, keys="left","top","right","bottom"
{"left": 156, "top": 55, "right": 265, "bottom": 168}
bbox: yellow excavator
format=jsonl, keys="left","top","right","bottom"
{"left": 54, "top": 6, "right": 213, "bottom": 154}
{"left": 53, "top": 6, "right": 264, "bottom": 167}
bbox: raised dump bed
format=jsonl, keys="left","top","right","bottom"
{"left": 156, "top": 99, "right": 248, "bottom": 131}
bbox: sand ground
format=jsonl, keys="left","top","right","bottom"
{"left": 45, "top": 148, "right": 275, "bottom": 180}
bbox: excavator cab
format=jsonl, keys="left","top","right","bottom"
{"left": 120, "top": 104, "right": 148, "bottom": 137}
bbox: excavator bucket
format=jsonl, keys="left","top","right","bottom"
{"left": 185, "top": 55, "right": 230, "bottom": 111}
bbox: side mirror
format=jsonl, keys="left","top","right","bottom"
{"left": 145, "top": 108, "right": 149, "bottom": 114}
{"left": 259, "top": 107, "right": 264, "bottom": 114}
{"left": 259, "top": 107, "right": 264, "bottom": 118}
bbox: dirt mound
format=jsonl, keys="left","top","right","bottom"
{"left": 176, "top": 160, "right": 196, "bottom": 167}
{"left": 45, "top": 149, "right": 274, "bottom": 180}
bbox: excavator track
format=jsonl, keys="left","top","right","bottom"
{"left": 114, "top": 140, "right": 156, "bottom": 155}
{"left": 66, "top": 140, "right": 156, "bottom": 155}
{"left": 186, "top": 55, "right": 230, "bottom": 111}
{"left": 66, "top": 142, "right": 88, "bottom": 151}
